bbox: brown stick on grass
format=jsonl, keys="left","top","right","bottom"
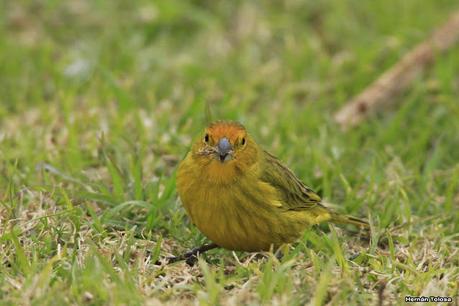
{"left": 334, "top": 10, "right": 459, "bottom": 128}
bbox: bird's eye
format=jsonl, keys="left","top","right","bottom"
{"left": 204, "top": 134, "right": 210, "bottom": 143}
{"left": 241, "top": 137, "right": 246, "bottom": 145}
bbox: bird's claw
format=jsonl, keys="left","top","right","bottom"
{"left": 158, "top": 243, "right": 218, "bottom": 266}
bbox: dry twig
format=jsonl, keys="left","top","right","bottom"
{"left": 334, "top": 10, "right": 459, "bottom": 128}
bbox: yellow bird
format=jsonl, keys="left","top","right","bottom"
{"left": 176, "top": 121, "right": 368, "bottom": 257}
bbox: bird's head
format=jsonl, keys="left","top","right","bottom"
{"left": 191, "top": 121, "right": 259, "bottom": 182}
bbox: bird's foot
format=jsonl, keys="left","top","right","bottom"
{"left": 163, "top": 243, "right": 218, "bottom": 266}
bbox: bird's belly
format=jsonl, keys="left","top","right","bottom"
{"left": 183, "top": 183, "right": 304, "bottom": 251}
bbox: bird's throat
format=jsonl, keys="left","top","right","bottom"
{"left": 203, "top": 160, "right": 239, "bottom": 185}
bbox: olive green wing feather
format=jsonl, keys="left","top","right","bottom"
{"left": 260, "top": 150, "right": 324, "bottom": 210}
{"left": 260, "top": 151, "right": 369, "bottom": 228}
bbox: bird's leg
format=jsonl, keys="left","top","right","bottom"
{"left": 274, "top": 249, "right": 284, "bottom": 261}
{"left": 166, "top": 243, "right": 219, "bottom": 266}
{"left": 274, "top": 244, "right": 290, "bottom": 261}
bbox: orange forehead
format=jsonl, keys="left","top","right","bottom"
{"left": 205, "top": 121, "right": 246, "bottom": 141}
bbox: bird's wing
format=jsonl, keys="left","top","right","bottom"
{"left": 260, "top": 150, "right": 324, "bottom": 210}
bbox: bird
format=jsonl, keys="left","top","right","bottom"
{"left": 175, "top": 121, "right": 368, "bottom": 261}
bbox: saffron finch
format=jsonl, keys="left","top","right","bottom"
{"left": 177, "top": 121, "right": 368, "bottom": 253}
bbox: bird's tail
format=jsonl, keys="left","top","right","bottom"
{"left": 330, "top": 212, "right": 370, "bottom": 228}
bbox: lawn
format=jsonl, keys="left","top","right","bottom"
{"left": 1, "top": 0, "right": 458, "bottom": 305}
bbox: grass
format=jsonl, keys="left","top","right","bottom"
{"left": 1, "top": 0, "right": 459, "bottom": 305}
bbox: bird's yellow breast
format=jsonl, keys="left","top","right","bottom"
{"left": 176, "top": 153, "right": 311, "bottom": 251}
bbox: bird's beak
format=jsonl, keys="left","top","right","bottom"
{"left": 216, "top": 137, "right": 233, "bottom": 162}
